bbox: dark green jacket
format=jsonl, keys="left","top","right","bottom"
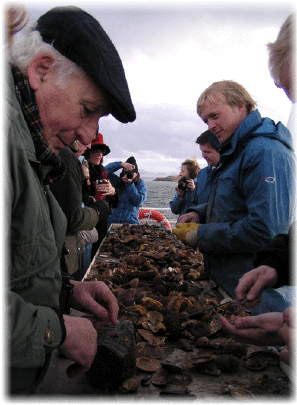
{"left": 50, "top": 147, "right": 100, "bottom": 275}
{"left": 7, "top": 66, "right": 67, "bottom": 392}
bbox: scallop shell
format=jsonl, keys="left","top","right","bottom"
{"left": 136, "top": 357, "right": 162, "bottom": 372}
{"left": 170, "top": 373, "right": 193, "bottom": 386}
{"left": 137, "top": 342, "right": 164, "bottom": 359}
{"left": 244, "top": 358, "right": 267, "bottom": 370}
{"left": 137, "top": 329, "right": 166, "bottom": 346}
{"left": 122, "top": 377, "right": 139, "bottom": 392}
{"left": 151, "top": 368, "right": 170, "bottom": 387}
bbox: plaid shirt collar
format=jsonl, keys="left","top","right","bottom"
{"left": 11, "top": 64, "right": 66, "bottom": 185}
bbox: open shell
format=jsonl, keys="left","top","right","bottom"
{"left": 136, "top": 357, "right": 162, "bottom": 372}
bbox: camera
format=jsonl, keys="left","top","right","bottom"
{"left": 125, "top": 170, "right": 134, "bottom": 179}
{"left": 96, "top": 179, "right": 104, "bottom": 184}
{"left": 177, "top": 176, "right": 188, "bottom": 192}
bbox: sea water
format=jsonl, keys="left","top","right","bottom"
{"left": 141, "top": 180, "right": 179, "bottom": 226}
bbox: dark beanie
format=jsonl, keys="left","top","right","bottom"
{"left": 126, "top": 156, "right": 138, "bottom": 173}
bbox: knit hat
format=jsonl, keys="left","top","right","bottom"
{"left": 126, "top": 156, "right": 138, "bottom": 173}
{"left": 89, "top": 133, "right": 110, "bottom": 156}
{"left": 36, "top": 6, "right": 136, "bottom": 123}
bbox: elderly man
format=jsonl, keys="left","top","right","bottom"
{"left": 7, "top": 7, "right": 135, "bottom": 394}
{"left": 179, "top": 80, "right": 295, "bottom": 315}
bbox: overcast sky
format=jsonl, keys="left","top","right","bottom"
{"left": 24, "top": 0, "right": 295, "bottom": 176}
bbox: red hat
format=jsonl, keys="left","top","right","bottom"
{"left": 90, "top": 133, "right": 110, "bottom": 156}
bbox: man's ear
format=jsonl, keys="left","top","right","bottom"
{"left": 28, "top": 52, "right": 56, "bottom": 90}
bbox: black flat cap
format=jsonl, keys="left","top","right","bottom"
{"left": 36, "top": 6, "right": 136, "bottom": 123}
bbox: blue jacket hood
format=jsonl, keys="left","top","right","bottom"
{"left": 221, "top": 110, "right": 294, "bottom": 160}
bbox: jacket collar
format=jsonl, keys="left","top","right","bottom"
{"left": 219, "top": 109, "right": 262, "bottom": 159}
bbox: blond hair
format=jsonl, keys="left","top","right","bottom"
{"left": 267, "top": 13, "right": 295, "bottom": 87}
{"left": 6, "top": 5, "right": 28, "bottom": 47}
{"left": 197, "top": 80, "right": 256, "bottom": 116}
{"left": 181, "top": 157, "right": 200, "bottom": 179}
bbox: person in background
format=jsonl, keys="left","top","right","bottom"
{"left": 106, "top": 157, "right": 147, "bottom": 226}
{"left": 7, "top": 6, "right": 135, "bottom": 394}
{"left": 83, "top": 132, "right": 116, "bottom": 203}
{"left": 190, "top": 130, "right": 220, "bottom": 206}
{"left": 170, "top": 157, "right": 200, "bottom": 219}
{"left": 50, "top": 141, "right": 106, "bottom": 280}
{"left": 83, "top": 132, "right": 119, "bottom": 257}
{"left": 267, "top": 14, "right": 295, "bottom": 120}
{"left": 75, "top": 141, "right": 101, "bottom": 275}
{"left": 178, "top": 80, "right": 295, "bottom": 315}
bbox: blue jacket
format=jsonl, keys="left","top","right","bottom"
{"left": 105, "top": 161, "right": 147, "bottom": 226}
{"left": 190, "top": 166, "right": 214, "bottom": 206}
{"left": 194, "top": 110, "right": 296, "bottom": 300}
{"left": 170, "top": 178, "right": 197, "bottom": 217}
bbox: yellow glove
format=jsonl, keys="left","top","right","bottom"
{"left": 172, "top": 223, "right": 200, "bottom": 244}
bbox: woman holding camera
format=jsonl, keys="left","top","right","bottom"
{"left": 83, "top": 132, "right": 119, "bottom": 256}
{"left": 105, "top": 157, "right": 147, "bottom": 226}
{"left": 170, "top": 158, "right": 200, "bottom": 219}
{"left": 83, "top": 132, "right": 116, "bottom": 202}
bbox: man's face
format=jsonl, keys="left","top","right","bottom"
{"left": 34, "top": 67, "right": 110, "bottom": 154}
{"left": 199, "top": 143, "right": 220, "bottom": 167}
{"left": 77, "top": 141, "right": 91, "bottom": 157}
{"left": 199, "top": 99, "right": 248, "bottom": 144}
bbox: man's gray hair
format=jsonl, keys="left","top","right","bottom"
{"left": 9, "top": 21, "right": 84, "bottom": 88}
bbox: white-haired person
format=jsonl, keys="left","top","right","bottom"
{"left": 7, "top": 6, "right": 136, "bottom": 394}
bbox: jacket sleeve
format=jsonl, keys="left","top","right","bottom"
{"left": 197, "top": 140, "right": 295, "bottom": 254}
{"left": 125, "top": 180, "right": 147, "bottom": 207}
{"left": 105, "top": 161, "right": 122, "bottom": 188}
{"left": 9, "top": 292, "right": 64, "bottom": 368}
{"left": 170, "top": 192, "right": 183, "bottom": 215}
{"left": 254, "top": 230, "right": 292, "bottom": 287}
{"left": 105, "top": 161, "right": 122, "bottom": 174}
{"left": 68, "top": 205, "right": 100, "bottom": 232}
{"left": 7, "top": 170, "right": 64, "bottom": 368}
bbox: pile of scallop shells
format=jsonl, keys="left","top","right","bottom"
{"left": 85, "top": 224, "right": 275, "bottom": 396}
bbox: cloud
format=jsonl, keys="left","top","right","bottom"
{"left": 25, "top": 1, "right": 294, "bottom": 176}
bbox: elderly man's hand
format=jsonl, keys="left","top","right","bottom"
{"left": 59, "top": 315, "right": 98, "bottom": 378}
{"left": 71, "top": 280, "right": 119, "bottom": 328}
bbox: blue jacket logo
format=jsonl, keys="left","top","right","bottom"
{"left": 262, "top": 177, "right": 276, "bottom": 183}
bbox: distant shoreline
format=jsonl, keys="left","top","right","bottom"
{"left": 153, "top": 175, "right": 178, "bottom": 182}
